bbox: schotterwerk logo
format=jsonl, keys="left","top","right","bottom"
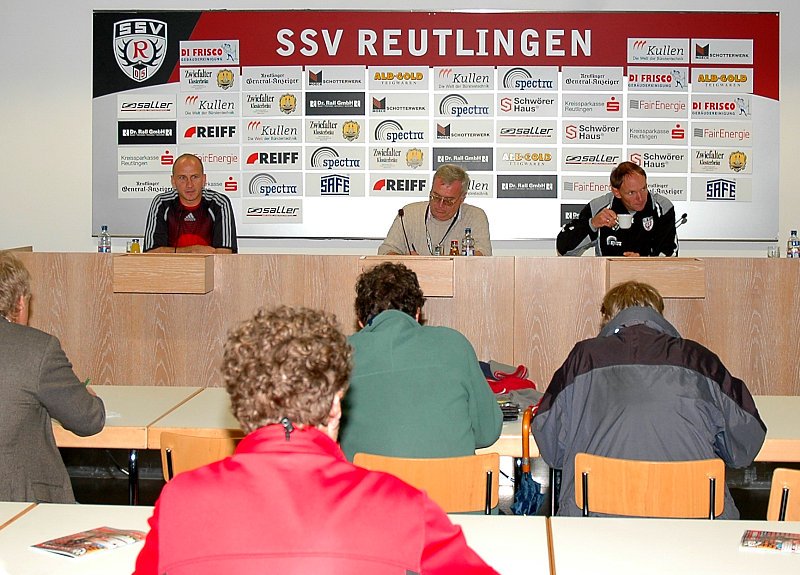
{"left": 114, "top": 19, "right": 167, "bottom": 83}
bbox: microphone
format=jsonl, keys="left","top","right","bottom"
{"left": 676, "top": 213, "right": 688, "bottom": 228}
{"left": 280, "top": 417, "right": 294, "bottom": 441}
{"left": 398, "top": 208, "right": 412, "bottom": 254}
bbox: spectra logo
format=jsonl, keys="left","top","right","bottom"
{"left": 113, "top": 19, "right": 167, "bottom": 83}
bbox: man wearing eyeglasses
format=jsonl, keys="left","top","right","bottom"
{"left": 378, "top": 164, "right": 492, "bottom": 256}
{"left": 556, "top": 161, "right": 676, "bottom": 257}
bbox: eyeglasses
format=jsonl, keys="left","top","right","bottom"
{"left": 429, "top": 191, "right": 461, "bottom": 207}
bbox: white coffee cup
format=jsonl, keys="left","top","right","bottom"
{"left": 617, "top": 213, "right": 633, "bottom": 229}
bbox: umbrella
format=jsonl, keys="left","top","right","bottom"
{"left": 511, "top": 407, "right": 545, "bottom": 515}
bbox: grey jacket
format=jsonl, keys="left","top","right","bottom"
{"left": 532, "top": 307, "right": 766, "bottom": 518}
{"left": 0, "top": 320, "right": 105, "bottom": 503}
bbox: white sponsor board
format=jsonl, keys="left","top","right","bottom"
{"left": 433, "top": 119, "right": 494, "bottom": 143}
{"left": 563, "top": 121, "right": 623, "bottom": 145}
{"left": 180, "top": 146, "right": 241, "bottom": 170}
{"left": 627, "top": 38, "right": 689, "bottom": 64}
{"left": 241, "top": 66, "right": 303, "bottom": 91}
{"left": 242, "top": 147, "right": 302, "bottom": 171}
{"left": 691, "top": 68, "right": 753, "bottom": 94}
{"left": 369, "top": 66, "right": 430, "bottom": 90}
{"left": 691, "top": 38, "right": 753, "bottom": 65}
{"left": 691, "top": 176, "right": 752, "bottom": 202}
{"left": 562, "top": 94, "right": 622, "bottom": 117}
{"left": 627, "top": 66, "right": 689, "bottom": 91}
{"left": 369, "top": 92, "right": 429, "bottom": 116}
{"left": 496, "top": 119, "right": 557, "bottom": 144}
{"left": 245, "top": 171, "right": 303, "bottom": 197}
{"left": 242, "top": 92, "right": 302, "bottom": 117}
{"left": 304, "top": 172, "right": 367, "bottom": 196}
{"left": 628, "top": 120, "right": 688, "bottom": 146}
{"left": 242, "top": 199, "right": 303, "bottom": 223}
{"left": 627, "top": 94, "right": 688, "bottom": 118}
{"left": 691, "top": 121, "right": 753, "bottom": 146}
{"left": 243, "top": 118, "right": 302, "bottom": 144}
{"left": 497, "top": 147, "right": 558, "bottom": 171}
{"left": 628, "top": 148, "right": 688, "bottom": 173}
{"left": 304, "top": 65, "right": 366, "bottom": 90}
{"left": 497, "top": 94, "right": 559, "bottom": 117}
{"left": 204, "top": 172, "right": 241, "bottom": 197}
{"left": 306, "top": 145, "right": 366, "bottom": 171}
{"left": 434, "top": 66, "right": 494, "bottom": 90}
{"left": 562, "top": 67, "right": 624, "bottom": 91}
{"left": 180, "top": 67, "right": 240, "bottom": 92}
{"left": 369, "top": 146, "right": 428, "bottom": 170}
{"left": 498, "top": 66, "right": 559, "bottom": 91}
{"left": 647, "top": 176, "right": 688, "bottom": 201}
{"left": 369, "top": 173, "right": 430, "bottom": 197}
{"left": 561, "top": 175, "right": 613, "bottom": 200}
{"left": 178, "top": 119, "right": 239, "bottom": 144}
{"left": 180, "top": 40, "right": 239, "bottom": 66}
{"left": 691, "top": 148, "right": 752, "bottom": 174}
{"left": 117, "top": 94, "right": 176, "bottom": 119}
{"left": 304, "top": 118, "right": 364, "bottom": 144}
{"left": 178, "top": 92, "right": 239, "bottom": 118}
{"left": 561, "top": 148, "right": 623, "bottom": 172}
{"left": 118, "top": 172, "right": 172, "bottom": 199}
{"left": 691, "top": 94, "right": 751, "bottom": 119}
{"left": 118, "top": 146, "right": 176, "bottom": 171}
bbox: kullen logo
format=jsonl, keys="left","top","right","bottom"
{"left": 113, "top": 19, "right": 167, "bottom": 83}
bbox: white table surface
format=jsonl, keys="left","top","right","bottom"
{"left": 0, "top": 502, "right": 34, "bottom": 529}
{"left": 147, "top": 387, "right": 241, "bottom": 448}
{"left": 551, "top": 517, "right": 800, "bottom": 575}
{"left": 449, "top": 515, "right": 549, "bottom": 574}
{"left": 53, "top": 385, "right": 202, "bottom": 449}
{"left": 754, "top": 395, "right": 800, "bottom": 462}
{"left": 0, "top": 503, "right": 154, "bottom": 575}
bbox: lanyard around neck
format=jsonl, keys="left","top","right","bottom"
{"left": 425, "top": 205, "right": 461, "bottom": 255}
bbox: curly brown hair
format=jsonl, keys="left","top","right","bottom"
{"left": 600, "top": 281, "right": 664, "bottom": 327}
{"left": 222, "top": 306, "right": 352, "bottom": 433}
{"left": 0, "top": 251, "right": 31, "bottom": 322}
{"left": 354, "top": 262, "right": 425, "bottom": 325}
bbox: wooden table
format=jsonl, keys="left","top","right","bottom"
{"left": 450, "top": 515, "right": 550, "bottom": 574}
{"left": 53, "top": 385, "right": 202, "bottom": 504}
{"left": 550, "top": 516, "right": 800, "bottom": 575}
{"left": 0, "top": 503, "right": 152, "bottom": 574}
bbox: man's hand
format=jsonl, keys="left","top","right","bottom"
{"left": 623, "top": 251, "right": 641, "bottom": 257}
{"left": 591, "top": 208, "right": 618, "bottom": 229}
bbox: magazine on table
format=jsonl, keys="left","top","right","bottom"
{"left": 740, "top": 529, "right": 800, "bottom": 554}
{"left": 31, "top": 526, "right": 146, "bottom": 558}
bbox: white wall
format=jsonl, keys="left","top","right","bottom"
{"left": 1, "top": 1, "right": 795, "bottom": 256}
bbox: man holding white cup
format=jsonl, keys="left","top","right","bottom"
{"left": 556, "top": 161, "right": 677, "bottom": 257}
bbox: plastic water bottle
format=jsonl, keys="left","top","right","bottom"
{"left": 462, "top": 227, "right": 475, "bottom": 256}
{"left": 788, "top": 230, "right": 800, "bottom": 258}
{"left": 98, "top": 225, "right": 111, "bottom": 253}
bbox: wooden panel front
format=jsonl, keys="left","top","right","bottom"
{"left": 15, "top": 253, "right": 800, "bottom": 396}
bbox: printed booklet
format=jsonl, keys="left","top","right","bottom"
{"left": 740, "top": 529, "right": 800, "bottom": 554}
{"left": 31, "top": 526, "right": 146, "bottom": 558}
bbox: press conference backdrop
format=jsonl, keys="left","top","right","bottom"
{"left": 92, "top": 11, "right": 779, "bottom": 241}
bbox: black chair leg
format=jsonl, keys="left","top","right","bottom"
{"left": 779, "top": 486, "right": 789, "bottom": 521}
{"left": 484, "top": 470, "right": 493, "bottom": 515}
{"left": 581, "top": 472, "right": 589, "bottom": 517}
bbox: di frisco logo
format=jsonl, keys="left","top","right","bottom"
{"left": 113, "top": 19, "right": 167, "bottom": 83}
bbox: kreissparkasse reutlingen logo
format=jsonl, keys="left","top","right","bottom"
{"left": 114, "top": 19, "right": 167, "bottom": 83}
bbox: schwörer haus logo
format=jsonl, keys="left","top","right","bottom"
{"left": 114, "top": 19, "right": 167, "bottom": 83}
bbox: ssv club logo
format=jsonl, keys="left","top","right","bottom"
{"left": 114, "top": 19, "right": 168, "bottom": 83}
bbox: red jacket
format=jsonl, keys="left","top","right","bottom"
{"left": 134, "top": 425, "right": 497, "bottom": 574}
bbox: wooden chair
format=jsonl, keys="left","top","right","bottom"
{"left": 160, "top": 431, "right": 242, "bottom": 481}
{"left": 574, "top": 453, "right": 725, "bottom": 519}
{"left": 767, "top": 468, "right": 800, "bottom": 521}
{"left": 353, "top": 452, "right": 499, "bottom": 514}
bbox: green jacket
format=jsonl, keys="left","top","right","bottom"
{"left": 339, "top": 310, "right": 503, "bottom": 461}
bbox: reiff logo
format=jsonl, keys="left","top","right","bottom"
{"left": 113, "top": 19, "right": 167, "bottom": 83}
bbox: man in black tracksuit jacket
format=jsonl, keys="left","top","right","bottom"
{"left": 557, "top": 161, "right": 677, "bottom": 257}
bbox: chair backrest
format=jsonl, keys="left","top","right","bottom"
{"left": 767, "top": 467, "right": 800, "bottom": 521}
{"left": 574, "top": 453, "right": 725, "bottom": 519}
{"left": 353, "top": 452, "right": 499, "bottom": 513}
{"left": 160, "top": 431, "right": 242, "bottom": 481}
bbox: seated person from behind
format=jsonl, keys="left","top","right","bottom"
{"left": 557, "top": 161, "right": 676, "bottom": 257}
{"left": 378, "top": 163, "right": 492, "bottom": 256}
{"left": 338, "top": 262, "right": 502, "bottom": 461}
{"left": 134, "top": 305, "right": 497, "bottom": 574}
{"left": 0, "top": 251, "right": 105, "bottom": 503}
{"left": 532, "top": 281, "right": 766, "bottom": 518}
{"left": 143, "top": 153, "right": 238, "bottom": 253}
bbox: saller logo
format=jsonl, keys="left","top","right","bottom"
{"left": 114, "top": 19, "right": 167, "bottom": 83}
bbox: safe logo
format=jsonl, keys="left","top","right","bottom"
{"left": 114, "top": 19, "right": 167, "bottom": 83}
